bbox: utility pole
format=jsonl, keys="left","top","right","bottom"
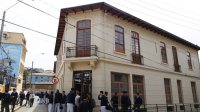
{"left": 0, "top": 11, "right": 6, "bottom": 46}
{"left": 29, "top": 61, "right": 33, "bottom": 90}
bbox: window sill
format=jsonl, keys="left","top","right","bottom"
{"left": 114, "top": 51, "right": 126, "bottom": 56}
{"left": 161, "top": 62, "right": 168, "bottom": 65}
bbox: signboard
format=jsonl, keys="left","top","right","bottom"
{"left": 52, "top": 76, "right": 59, "bottom": 85}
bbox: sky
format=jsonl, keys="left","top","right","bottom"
{"left": 0, "top": 0, "right": 200, "bottom": 70}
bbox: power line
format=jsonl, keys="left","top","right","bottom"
{"left": 130, "top": 0, "right": 200, "bottom": 23}
{"left": 124, "top": 0, "right": 200, "bottom": 26}
{"left": 106, "top": 0, "right": 200, "bottom": 31}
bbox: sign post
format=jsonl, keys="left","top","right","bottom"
{"left": 52, "top": 76, "right": 59, "bottom": 112}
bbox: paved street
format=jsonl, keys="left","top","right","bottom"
{"left": 15, "top": 97, "right": 48, "bottom": 112}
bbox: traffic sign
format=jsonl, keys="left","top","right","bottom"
{"left": 52, "top": 76, "right": 59, "bottom": 85}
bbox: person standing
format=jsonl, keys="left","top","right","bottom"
{"left": 44, "top": 91, "right": 49, "bottom": 104}
{"left": 11, "top": 88, "right": 18, "bottom": 112}
{"left": 79, "top": 93, "right": 89, "bottom": 112}
{"left": 133, "top": 93, "right": 143, "bottom": 112}
{"left": 98, "top": 91, "right": 107, "bottom": 112}
{"left": 1, "top": 90, "right": 11, "bottom": 112}
{"left": 55, "top": 90, "right": 62, "bottom": 112}
{"left": 48, "top": 91, "right": 54, "bottom": 112}
{"left": 75, "top": 90, "right": 80, "bottom": 112}
{"left": 121, "top": 91, "right": 131, "bottom": 112}
{"left": 87, "top": 93, "right": 96, "bottom": 112}
{"left": 29, "top": 91, "right": 35, "bottom": 107}
{"left": 39, "top": 91, "right": 44, "bottom": 104}
{"left": 60, "top": 91, "right": 67, "bottom": 112}
{"left": 111, "top": 92, "right": 118, "bottom": 112}
{"left": 66, "top": 88, "right": 76, "bottom": 112}
{"left": 19, "top": 91, "right": 25, "bottom": 106}
{"left": 25, "top": 91, "right": 30, "bottom": 106}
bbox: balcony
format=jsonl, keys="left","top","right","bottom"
{"left": 65, "top": 45, "right": 98, "bottom": 69}
{"left": 174, "top": 64, "right": 181, "bottom": 72}
{"left": 66, "top": 45, "right": 97, "bottom": 58}
{"left": 132, "top": 53, "right": 144, "bottom": 65}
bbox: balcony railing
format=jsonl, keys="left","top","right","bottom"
{"left": 66, "top": 45, "right": 98, "bottom": 58}
{"left": 174, "top": 64, "right": 181, "bottom": 72}
{"left": 132, "top": 53, "right": 144, "bottom": 65}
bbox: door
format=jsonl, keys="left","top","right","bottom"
{"left": 76, "top": 20, "right": 91, "bottom": 57}
{"left": 73, "top": 71, "right": 92, "bottom": 95}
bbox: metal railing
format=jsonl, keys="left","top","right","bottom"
{"left": 131, "top": 53, "right": 144, "bottom": 65}
{"left": 66, "top": 45, "right": 98, "bottom": 58}
{"left": 111, "top": 103, "right": 200, "bottom": 112}
{"left": 174, "top": 64, "right": 181, "bottom": 72}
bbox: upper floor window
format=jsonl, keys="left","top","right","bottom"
{"left": 131, "top": 31, "right": 140, "bottom": 54}
{"left": 115, "top": 25, "right": 124, "bottom": 53}
{"left": 160, "top": 42, "right": 168, "bottom": 63}
{"left": 187, "top": 52, "right": 192, "bottom": 69}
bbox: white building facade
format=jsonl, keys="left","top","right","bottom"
{"left": 54, "top": 2, "right": 200, "bottom": 110}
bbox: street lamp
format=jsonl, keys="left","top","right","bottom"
{"left": 29, "top": 53, "right": 44, "bottom": 90}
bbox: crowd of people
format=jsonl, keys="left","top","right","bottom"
{"left": 0, "top": 88, "right": 143, "bottom": 112}
{"left": 0, "top": 88, "right": 35, "bottom": 112}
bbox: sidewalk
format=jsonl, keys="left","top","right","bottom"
{"left": 15, "top": 97, "right": 48, "bottom": 112}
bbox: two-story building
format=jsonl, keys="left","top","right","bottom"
{"left": 0, "top": 32, "right": 27, "bottom": 91}
{"left": 54, "top": 2, "right": 200, "bottom": 109}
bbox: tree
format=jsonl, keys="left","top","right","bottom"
{"left": 23, "top": 69, "right": 30, "bottom": 90}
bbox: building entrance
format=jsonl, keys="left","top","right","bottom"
{"left": 73, "top": 71, "right": 92, "bottom": 95}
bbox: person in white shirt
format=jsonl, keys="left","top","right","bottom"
{"left": 75, "top": 90, "right": 80, "bottom": 112}
{"left": 29, "top": 90, "right": 35, "bottom": 107}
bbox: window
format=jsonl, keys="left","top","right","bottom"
{"left": 160, "top": 42, "right": 168, "bottom": 63}
{"left": 132, "top": 75, "right": 145, "bottom": 103}
{"left": 2, "top": 34, "right": 8, "bottom": 40}
{"left": 111, "top": 73, "right": 128, "bottom": 105}
{"left": 191, "top": 82, "right": 198, "bottom": 103}
{"left": 131, "top": 31, "right": 140, "bottom": 54}
{"left": 172, "top": 46, "right": 180, "bottom": 72}
{"left": 187, "top": 52, "right": 192, "bottom": 69}
{"left": 164, "top": 78, "right": 172, "bottom": 104}
{"left": 35, "top": 76, "right": 38, "bottom": 79}
{"left": 76, "top": 20, "right": 91, "bottom": 57}
{"left": 177, "top": 80, "right": 183, "bottom": 103}
{"left": 115, "top": 25, "right": 125, "bottom": 53}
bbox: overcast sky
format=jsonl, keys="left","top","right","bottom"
{"left": 0, "top": 0, "right": 200, "bottom": 70}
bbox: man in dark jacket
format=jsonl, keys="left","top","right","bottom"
{"left": 11, "top": 88, "right": 18, "bottom": 112}
{"left": 121, "top": 91, "right": 131, "bottom": 112}
{"left": 66, "top": 88, "right": 76, "bottom": 112}
{"left": 19, "top": 91, "right": 25, "bottom": 106}
{"left": 1, "top": 90, "right": 11, "bottom": 112}
{"left": 111, "top": 92, "right": 118, "bottom": 112}
{"left": 133, "top": 93, "right": 143, "bottom": 112}
{"left": 98, "top": 91, "right": 108, "bottom": 112}
{"left": 61, "top": 91, "right": 66, "bottom": 112}
{"left": 55, "top": 90, "right": 62, "bottom": 112}
{"left": 48, "top": 91, "right": 54, "bottom": 112}
{"left": 25, "top": 91, "right": 30, "bottom": 106}
{"left": 79, "top": 93, "right": 89, "bottom": 112}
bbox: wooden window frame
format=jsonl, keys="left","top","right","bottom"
{"left": 177, "top": 80, "right": 184, "bottom": 103}
{"left": 187, "top": 52, "right": 192, "bottom": 69}
{"left": 132, "top": 75, "right": 145, "bottom": 104}
{"left": 131, "top": 31, "right": 140, "bottom": 55}
{"left": 164, "top": 78, "right": 173, "bottom": 104}
{"left": 115, "top": 25, "right": 125, "bottom": 53}
{"left": 191, "top": 82, "right": 198, "bottom": 103}
{"left": 160, "top": 42, "right": 168, "bottom": 63}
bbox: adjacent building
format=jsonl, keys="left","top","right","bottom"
{"left": 26, "top": 70, "right": 54, "bottom": 91}
{"left": 54, "top": 2, "right": 200, "bottom": 109}
{"left": 0, "top": 32, "right": 27, "bottom": 91}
